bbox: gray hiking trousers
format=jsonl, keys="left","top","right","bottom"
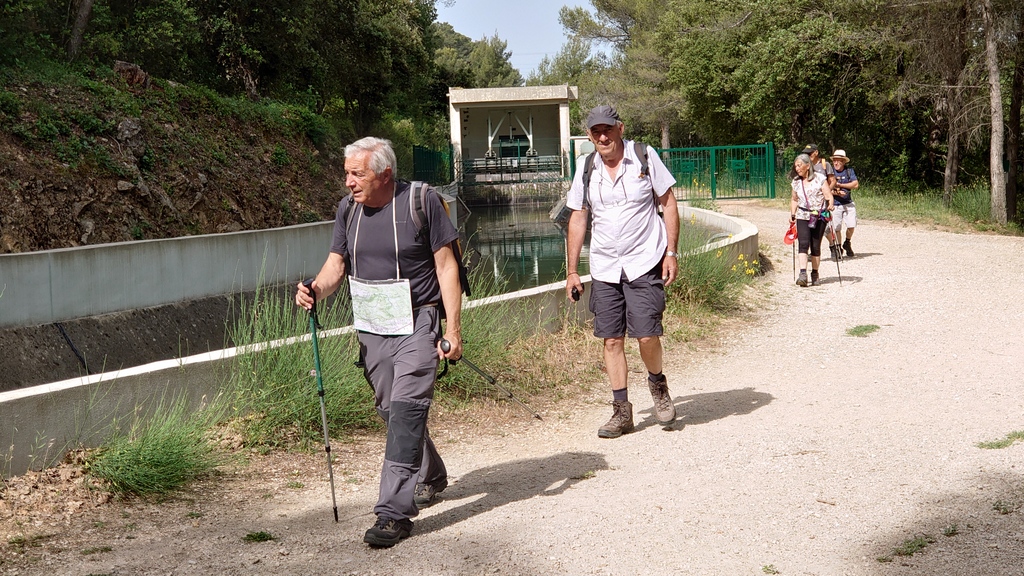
{"left": 357, "top": 305, "right": 447, "bottom": 521}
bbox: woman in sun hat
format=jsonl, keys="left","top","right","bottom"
{"left": 827, "top": 149, "right": 859, "bottom": 257}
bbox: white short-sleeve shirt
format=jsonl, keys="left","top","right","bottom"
{"left": 566, "top": 140, "right": 677, "bottom": 283}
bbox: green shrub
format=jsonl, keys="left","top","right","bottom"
{"left": 668, "top": 219, "right": 758, "bottom": 313}
{"left": 0, "top": 90, "right": 21, "bottom": 118}
{"left": 271, "top": 143, "right": 290, "bottom": 167}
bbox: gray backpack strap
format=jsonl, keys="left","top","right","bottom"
{"left": 633, "top": 141, "right": 649, "bottom": 178}
{"left": 581, "top": 152, "right": 596, "bottom": 210}
{"left": 409, "top": 181, "right": 428, "bottom": 239}
{"left": 343, "top": 193, "right": 357, "bottom": 232}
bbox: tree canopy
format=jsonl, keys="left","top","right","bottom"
{"left": 546, "top": 0, "right": 1024, "bottom": 216}
{"left": 3, "top": 0, "right": 1022, "bottom": 214}
{"left": 2, "top": 0, "right": 524, "bottom": 136}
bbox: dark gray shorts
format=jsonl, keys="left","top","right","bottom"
{"left": 589, "top": 265, "right": 665, "bottom": 339}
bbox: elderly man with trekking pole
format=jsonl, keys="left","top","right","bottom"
{"left": 296, "top": 136, "right": 464, "bottom": 548}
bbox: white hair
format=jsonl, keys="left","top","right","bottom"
{"left": 345, "top": 137, "right": 397, "bottom": 177}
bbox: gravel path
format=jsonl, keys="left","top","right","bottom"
{"left": 8, "top": 201, "right": 1024, "bottom": 576}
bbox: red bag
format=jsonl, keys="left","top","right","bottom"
{"left": 783, "top": 221, "right": 797, "bottom": 245}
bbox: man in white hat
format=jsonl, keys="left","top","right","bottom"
{"left": 826, "top": 149, "right": 859, "bottom": 257}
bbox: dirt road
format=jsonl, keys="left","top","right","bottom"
{"left": 4, "top": 201, "right": 1024, "bottom": 576}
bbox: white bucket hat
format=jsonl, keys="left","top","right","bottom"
{"left": 832, "top": 149, "right": 850, "bottom": 162}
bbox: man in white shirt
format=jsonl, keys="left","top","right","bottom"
{"left": 564, "top": 105, "right": 680, "bottom": 438}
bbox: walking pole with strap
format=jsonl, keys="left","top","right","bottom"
{"left": 825, "top": 218, "right": 843, "bottom": 287}
{"left": 302, "top": 279, "right": 339, "bottom": 522}
{"left": 784, "top": 220, "right": 797, "bottom": 282}
{"left": 439, "top": 339, "right": 542, "bottom": 421}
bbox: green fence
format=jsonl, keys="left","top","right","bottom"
{"left": 662, "top": 143, "right": 775, "bottom": 200}
{"left": 570, "top": 142, "right": 776, "bottom": 201}
{"left": 419, "top": 142, "right": 777, "bottom": 200}
{"left": 412, "top": 144, "right": 453, "bottom": 185}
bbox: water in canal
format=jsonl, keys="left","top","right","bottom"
{"left": 463, "top": 203, "right": 584, "bottom": 292}
{"left": 462, "top": 202, "right": 721, "bottom": 293}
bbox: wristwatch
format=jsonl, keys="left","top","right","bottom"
{"left": 666, "top": 250, "right": 678, "bottom": 257}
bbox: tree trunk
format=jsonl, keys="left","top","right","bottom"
{"left": 940, "top": 0, "right": 970, "bottom": 207}
{"left": 660, "top": 120, "right": 670, "bottom": 150}
{"left": 1008, "top": 16, "right": 1024, "bottom": 222}
{"left": 943, "top": 132, "right": 960, "bottom": 207}
{"left": 67, "top": 0, "right": 95, "bottom": 61}
{"left": 982, "top": 0, "right": 1007, "bottom": 224}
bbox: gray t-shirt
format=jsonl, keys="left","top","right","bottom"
{"left": 330, "top": 181, "right": 459, "bottom": 309}
{"left": 813, "top": 159, "right": 836, "bottom": 179}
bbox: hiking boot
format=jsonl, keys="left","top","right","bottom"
{"left": 598, "top": 400, "right": 634, "bottom": 438}
{"left": 829, "top": 244, "right": 838, "bottom": 260}
{"left": 810, "top": 270, "right": 820, "bottom": 286}
{"left": 414, "top": 479, "right": 447, "bottom": 507}
{"left": 843, "top": 239, "right": 854, "bottom": 257}
{"left": 796, "top": 271, "right": 808, "bottom": 287}
{"left": 363, "top": 516, "right": 413, "bottom": 548}
{"left": 648, "top": 374, "right": 676, "bottom": 424}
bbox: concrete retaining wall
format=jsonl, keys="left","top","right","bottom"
{"left": 0, "top": 206, "right": 758, "bottom": 477}
{"left": 0, "top": 222, "right": 334, "bottom": 329}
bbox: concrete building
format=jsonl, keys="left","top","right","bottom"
{"left": 448, "top": 85, "right": 578, "bottom": 185}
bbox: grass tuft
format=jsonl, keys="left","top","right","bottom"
{"left": 86, "top": 394, "right": 228, "bottom": 496}
{"left": 846, "top": 324, "right": 880, "bottom": 337}
{"left": 243, "top": 531, "right": 275, "bottom": 543}
{"left": 893, "top": 534, "right": 935, "bottom": 556}
{"left": 227, "top": 282, "right": 379, "bottom": 448}
{"left": 976, "top": 430, "right": 1024, "bottom": 450}
{"left": 993, "top": 500, "right": 1018, "bottom": 515}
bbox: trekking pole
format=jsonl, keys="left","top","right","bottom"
{"left": 302, "top": 279, "right": 339, "bottom": 523}
{"left": 792, "top": 239, "right": 796, "bottom": 282}
{"left": 785, "top": 220, "right": 797, "bottom": 282}
{"left": 440, "top": 339, "right": 543, "bottom": 421}
{"left": 827, "top": 221, "right": 843, "bottom": 287}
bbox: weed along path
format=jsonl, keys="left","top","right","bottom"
{"left": 3, "top": 201, "right": 1024, "bottom": 575}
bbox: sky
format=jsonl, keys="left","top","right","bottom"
{"left": 435, "top": 0, "right": 593, "bottom": 77}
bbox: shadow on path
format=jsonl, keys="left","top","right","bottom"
{"left": 636, "top": 387, "right": 774, "bottom": 431}
{"left": 415, "top": 451, "right": 608, "bottom": 536}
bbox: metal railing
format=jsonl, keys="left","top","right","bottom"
{"left": 661, "top": 143, "right": 776, "bottom": 200}
{"left": 569, "top": 141, "right": 776, "bottom": 201}
{"left": 417, "top": 141, "right": 777, "bottom": 200}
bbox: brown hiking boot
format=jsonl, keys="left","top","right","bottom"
{"left": 598, "top": 400, "right": 634, "bottom": 438}
{"left": 648, "top": 374, "right": 676, "bottom": 424}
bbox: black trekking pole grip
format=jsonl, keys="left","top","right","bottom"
{"left": 440, "top": 339, "right": 493, "bottom": 384}
{"left": 301, "top": 278, "right": 317, "bottom": 311}
{"left": 439, "top": 339, "right": 542, "bottom": 420}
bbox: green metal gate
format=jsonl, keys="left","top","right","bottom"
{"left": 569, "top": 142, "right": 776, "bottom": 200}
{"left": 662, "top": 143, "right": 775, "bottom": 200}
{"left": 412, "top": 144, "right": 453, "bottom": 185}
